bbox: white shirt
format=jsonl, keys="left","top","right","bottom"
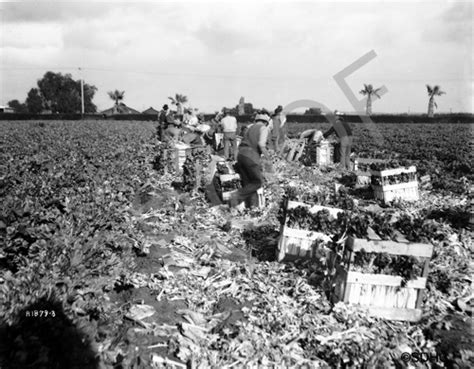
{"left": 220, "top": 115, "right": 238, "bottom": 133}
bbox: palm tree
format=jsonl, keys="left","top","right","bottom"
{"left": 108, "top": 90, "right": 125, "bottom": 113}
{"left": 426, "top": 85, "right": 445, "bottom": 117}
{"left": 359, "top": 84, "right": 383, "bottom": 115}
{"left": 168, "top": 93, "right": 188, "bottom": 115}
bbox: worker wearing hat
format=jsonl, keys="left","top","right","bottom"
{"left": 157, "top": 104, "right": 170, "bottom": 141}
{"left": 162, "top": 115, "right": 182, "bottom": 142}
{"left": 323, "top": 110, "right": 353, "bottom": 170}
{"left": 230, "top": 113, "right": 272, "bottom": 208}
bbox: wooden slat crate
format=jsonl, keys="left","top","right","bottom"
{"left": 373, "top": 181, "right": 419, "bottom": 203}
{"left": 332, "top": 236, "right": 433, "bottom": 322}
{"left": 173, "top": 144, "right": 210, "bottom": 173}
{"left": 355, "top": 171, "right": 371, "bottom": 187}
{"left": 216, "top": 173, "right": 264, "bottom": 209}
{"left": 352, "top": 157, "right": 388, "bottom": 172}
{"left": 370, "top": 165, "right": 417, "bottom": 179}
{"left": 277, "top": 200, "right": 343, "bottom": 262}
{"left": 314, "top": 141, "right": 334, "bottom": 166}
{"left": 281, "top": 140, "right": 306, "bottom": 162}
{"left": 218, "top": 173, "right": 241, "bottom": 201}
{"left": 371, "top": 166, "right": 419, "bottom": 203}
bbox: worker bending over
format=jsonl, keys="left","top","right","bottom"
{"left": 323, "top": 112, "right": 353, "bottom": 170}
{"left": 230, "top": 113, "right": 272, "bottom": 208}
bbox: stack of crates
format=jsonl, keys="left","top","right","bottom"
{"left": 370, "top": 166, "right": 419, "bottom": 203}
{"left": 173, "top": 143, "right": 191, "bottom": 172}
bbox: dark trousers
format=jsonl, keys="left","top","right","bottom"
{"left": 339, "top": 136, "right": 353, "bottom": 170}
{"left": 223, "top": 132, "right": 237, "bottom": 160}
{"left": 235, "top": 147, "right": 262, "bottom": 207}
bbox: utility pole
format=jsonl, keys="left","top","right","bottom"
{"left": 79, "top": 67, "right": 84, "bottom": 116}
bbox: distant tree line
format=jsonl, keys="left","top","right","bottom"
{"left": 6, "top": 71, "right": 449, "bottom": 118}
{"left": 8, "top": 71, "right": 97, "bottom": 114}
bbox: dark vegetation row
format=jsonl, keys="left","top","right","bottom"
{"left": 1, "top": 113, "right": 473, "bottom": 124}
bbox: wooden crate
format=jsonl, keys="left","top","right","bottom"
{"left": 216, "top": 173, "right": 264, "bottom": 209}
{"left": 314, "top": 141, "right": 334, "bottom": 166}
{"left": 174, "top": 144, "right": 191, "bottom": 172}
{"left": 173, "top": 144, "right": 210, "bottom": 173}
{"left": 218, "top": 173, "right": 241, "bottom": 201}
{"left": 277, "top": 200, "right": 343, "bottom": 262}
{"left": 355, "top": 171, "right": 371, "bottom": 187}
{"left": 332, "top": 236, "right": 433, "bottom": 322}
{"left": 373, "top": 181, "right": 419, "bottom": 203}
{"left": 282, "top": 140, "right": 306, "bottom": 162}
{"left": 370, "top": 165, "right": 417, "bottom": 180}
{"left": 371, "top": 166, "right": 419, "bottom": 203}
{"left": 352, "top": 157, "right": 388, "bottom": 172}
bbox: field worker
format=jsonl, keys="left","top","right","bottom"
{"left": 182, "top": 124, "right": 210, "bottom": 146}
{"left": 157, "top": 104, "right": 170, "bottom": 141}
{"left": 230, "top": 113, "right": 272, "bottom": 208}
{"left": 300, "top": 129, "right": 324, "bottom": 144}
{"left": 270, "top": 105, "right": 284, "bottom": 153}
{"left": 163, "top": 119, "right": 182, "bottom": 142}
{"left": 220, "top": 109, "right": 238, "bottom": 161}
{"left": 323, "top": 111, "right": 353, "bottom": 170}
{"left": 278, "top": 105, "right": 287, "bottom": 152}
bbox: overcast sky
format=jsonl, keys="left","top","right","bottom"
{"left": 0, "top": 0, "right": 472, "bottom": 114}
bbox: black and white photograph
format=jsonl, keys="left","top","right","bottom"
{"left": 0, "top": 0, "right": 473, "bottom": 368}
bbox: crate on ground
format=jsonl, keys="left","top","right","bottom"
{"left": 370, "top": 166, "right": 419, "bottom": 203}
{"left": 355, "top": 171, "right": 371, "bottom": 186}
{"left": 216, "top": 173, "right": 241, "bottom": 201}
{"left": 172, "top": 144, "right": 210, "bottom": 173}
{"left": 281, "top": 139, "right": 306, "bottom": 162}
{"left": 352, "top": 158, "right": 388, "bottom": 187}
{"left": 332, "top": 236, "right": 433, "bottom": 322}
{"left": 277, "top": 200, "right": 343, "bottom": 262}
{"left": 352, "top": 157, "right": 388, "bottom": 172}
{"left": 173, "top": 143, "right": 191, "bottom": 172}
{"left": 314, "top": 140, "right": 334, "bottom": 166}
